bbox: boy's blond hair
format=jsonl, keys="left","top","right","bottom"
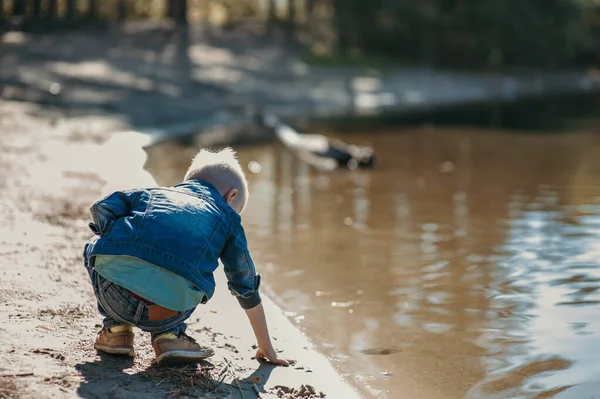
{"left": 184, "top": 147, "right": 249, "bottom": 213}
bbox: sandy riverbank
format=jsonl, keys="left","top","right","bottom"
{"left": 0, "top": 100, "right": 361, "bottom": 399}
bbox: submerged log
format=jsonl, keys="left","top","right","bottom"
{"left": 257, "top": 112, "right": 376, "bottom": 170}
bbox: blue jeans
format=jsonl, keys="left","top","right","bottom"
{"left": 84, "top": 256, "right": 195, "bottom": 342}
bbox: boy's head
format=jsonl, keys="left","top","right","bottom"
{"left": 183, "top": 147, "right": 248, "bottom": 214}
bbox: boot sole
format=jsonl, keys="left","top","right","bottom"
{"left": 156, "top": 350, "right": 214, "bottom": 366}
{"left": 94, "top": 343, "right": 135, "bottom": 356}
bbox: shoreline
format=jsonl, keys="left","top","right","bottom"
{"left": 104, "top": 129, "right": 365, "bottom": 399}
{"left": 136, "top": 88, "right": 600, "bottom": 153}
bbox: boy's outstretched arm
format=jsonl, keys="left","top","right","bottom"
{"left": 220, "top": 219, "right": 295, "bottom": 365}
{"left": 245, "top": 303, "right": 296, "bottom": 366}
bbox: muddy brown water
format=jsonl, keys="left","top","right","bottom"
{"left": 145, "top": 126, "right": 600, "bottom": 399}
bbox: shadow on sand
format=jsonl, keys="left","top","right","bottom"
{"left": 75, "top": 353, "right": 277, "bottom": 399}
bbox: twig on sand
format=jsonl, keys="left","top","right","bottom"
{"left": 148, "top": 364, "right": 224, "bottom": 397}
{"left": 0, "top": 373, "right": 33, "bottom": 378}
{"left": 234, "top": 379, "right": 246, "bottom": 399}
{"left": 215, "top": 361, "right": 230, "bottom": 391}
{"left": 252, "top": 383, "right": 262, "bottom": 398}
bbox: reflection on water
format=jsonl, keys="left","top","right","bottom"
{"left": 146, "top": 128, "right": 600, "bottom": 399}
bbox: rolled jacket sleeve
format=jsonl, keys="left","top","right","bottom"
{"left": 220, "top": 217, "right": 261, "bottom": 309}
{"left": 89, "top": 189, "right": 141, "bottom": 236}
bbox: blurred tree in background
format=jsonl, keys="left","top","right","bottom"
{"left": 0, "top": 0, "right": 598, "bottom": 70}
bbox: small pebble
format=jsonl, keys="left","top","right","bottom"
{"left": 49, "top": 83, "right": 61, "bottom": 95}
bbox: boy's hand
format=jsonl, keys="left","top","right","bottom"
{"left": 244, "top": 303, "right": 296, "bottom": 366}
{"left": 254, "top": 347, "right": 296, "bottom": 366}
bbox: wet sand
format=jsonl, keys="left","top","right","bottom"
{"left": 146, "top": 126, "right": 600, "bottom": 399}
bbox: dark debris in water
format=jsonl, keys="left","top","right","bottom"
{"left": 360, "top": 347, "right": 401, "bottom": 355}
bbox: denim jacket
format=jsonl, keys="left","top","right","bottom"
{"left": 84, "top": 180, "right": 261, "bottom": 309}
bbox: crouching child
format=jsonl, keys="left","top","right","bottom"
{"left": 83, "top": 147, "right": 295, "bottom": 367}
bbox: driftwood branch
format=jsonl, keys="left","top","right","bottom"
{"left": 0, "top": 372, "right": 34, "bottom": 377}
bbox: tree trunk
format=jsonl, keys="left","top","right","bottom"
{"left": 88, "top": 0, "right": 98, "bottom": 19}
{"left": 174, "top": 0, "right": 187, "bottom": 26}
{"left": 331, "top": 0, "right": 350, "bottom": 54}
{"left": 48, "top": 0, "right": 58, "bottom": 20}
{"left": 117, "top": 0, "right": 127, "bottom": 20}
{"left": 267, "top": 0, "right": 277, "bottom": 34}
{"left": 167, "top": 0, "right": 176, "bottom": 18}
{"left": 66, "top": 0, "right": 77, "bottom": 22}
{"left": 32, "top": 0, "right": 42, "bottom": 18}
{"left": 12, "top": 0, "right": 26, "bottom": 16}
{"left": 305, "top": 0, "right": 315, "bottom": 18}
{"left": 286, "top": 0, "right": 296, "bottom": 38}
{"left": 32, "top": 0, "right": 42, "bottom": 30}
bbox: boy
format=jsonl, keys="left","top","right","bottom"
{"left": 83, "top": 147, "right": 294, "bottom": 367}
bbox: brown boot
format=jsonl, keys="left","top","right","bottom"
{"left": 94, "top": 325, "right": 135, "bottom": 356}
{"left": 153, "top": 332, "right": 214, "bottom": 366}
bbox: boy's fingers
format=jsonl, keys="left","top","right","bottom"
{"left": 253, "top": 349, "right": 296, "bottom": 366}
{"left": 274, "top": 358, "right": 296, "bottom": 366}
